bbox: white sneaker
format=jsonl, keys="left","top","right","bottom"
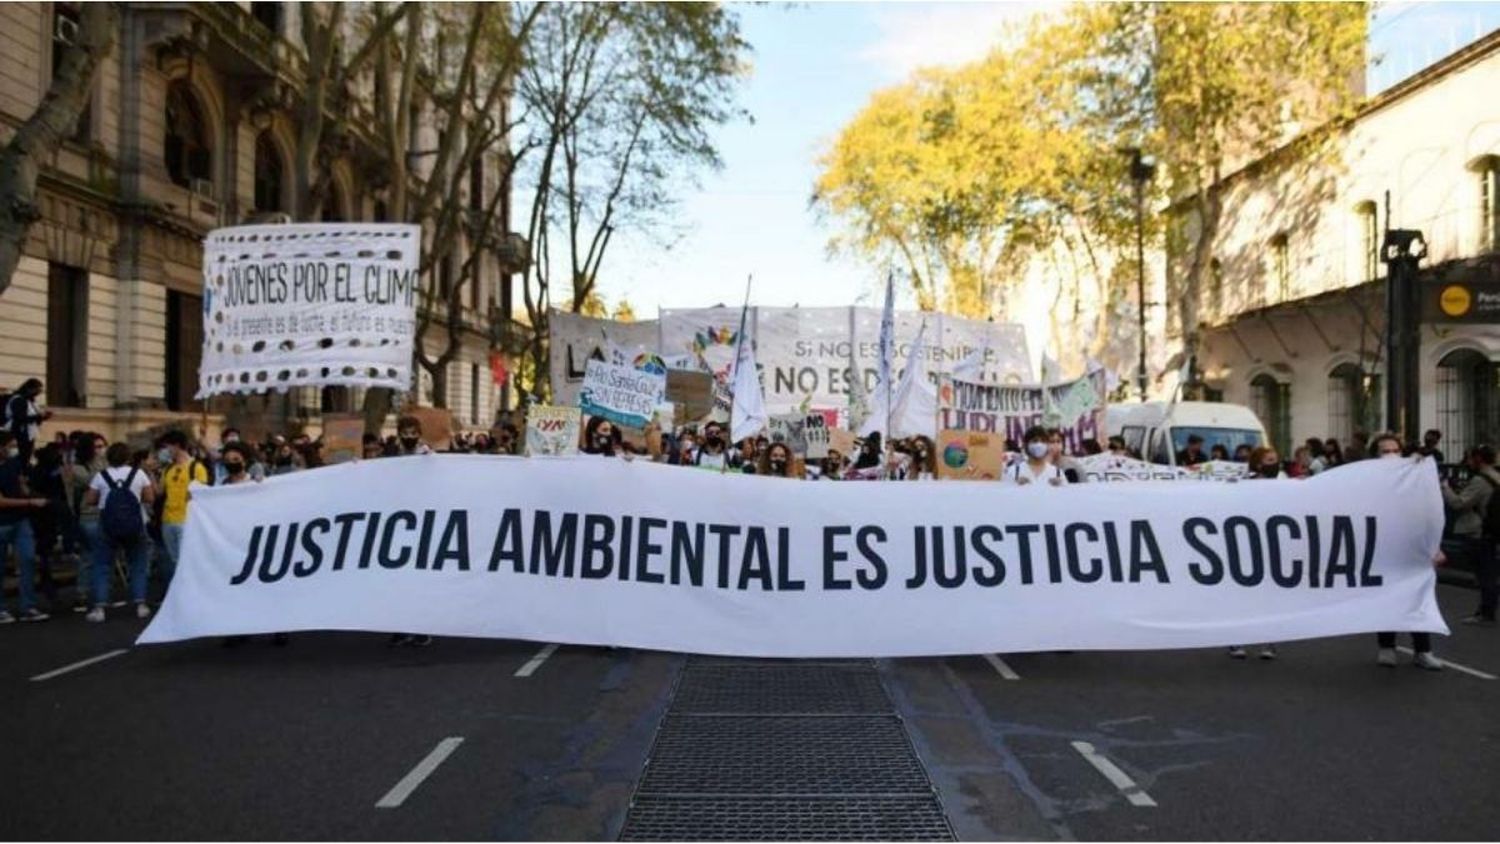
{"left": 85, "top": 607, "right": 105, "bottom": 623}
{"left": 0, "top": 610, "right": 15, "bottom": 624}
{"left": 1227, "top": 646, "right": 1248, "bottom": 659}
{"left": 135, "top": 603, "right": 152, "bottom": 620}
{"left": 1258, "top": 645, "right": 1278, "bottom": 660}
{"left": 1413, "top": 652, "right": 1444, "bottom": 671}
{"left": 1377, "top": 648, "right": 1397, "bottom": 667}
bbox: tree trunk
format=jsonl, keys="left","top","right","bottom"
{"left": 1182, "top": 188, "right": 1222, "bottom": 388}
{"left": 0, "top": 2, "right": 117, "bottom": 295}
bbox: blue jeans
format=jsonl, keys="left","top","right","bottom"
{"left": 77, "top": 517, "right": 100, "bottom": 603}
{"left": 0, "top": 519, "right": 39, "bottom": 612}
{"left": 160, "top": 523, "right": 184, "bottom": 585}
{"left": 93, "top": 530, "right": 149, "bottom": 606}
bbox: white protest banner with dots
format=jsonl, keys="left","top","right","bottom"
{"left": 142, "top": 457, "right": 1446, "bottom": 656}
{"left": 199, "top": 223, "right": 421, "bottom": 397}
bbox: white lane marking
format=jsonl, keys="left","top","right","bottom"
{"left": 514, "top": 643, "right": 560, "bottom": 678}
{"left": 375, "top": 737, "right": 464, "bottom": 809}
{"left": 983, "top": 653, "right": 1021, "bottom": 680}
{"left": 1396, "top": 647, "right": 1497, "bottom": 680}
{"left": 29, "top": 649, "right": 130, "bottom": 682}
{"left": 1071, "top": 740, "right": 1157, "bottom": 807}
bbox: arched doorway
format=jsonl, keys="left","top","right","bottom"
{"left": 1435, "top": 348, "right": 1500, "bottom": 459}
{"left": 1250, "top": 373, "right": 1291, "bottom": 456}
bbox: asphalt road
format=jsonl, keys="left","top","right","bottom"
{"left": 1, "top": 582, "right": 1496, "bottom": 841}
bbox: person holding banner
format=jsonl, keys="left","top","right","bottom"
{"left": 582, "top": 416, "right": 623, "bottom": 457}
{"left": 907, "top": 436, "right": 937, "bottom": 481}
{"left": 396, "top": 417, "right": 433, "bottom": 457}
{"left": 759, "top": 442, "right": 796, "bottom": 478}
{"left": 1004, "top": 426, "right": 1064, "bottom": 488}
{"left": 694, "top": 421, "right": 729, "bottom": 470}
{"left": 1371, "top": 433, "right": 1444, "bottom": 669}
{"left": 1229, "top": 445, "right": 1286, "bottom": 660}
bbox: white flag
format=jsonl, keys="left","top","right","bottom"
{"left": 890, "top": 322, "right": 937, "bottom": 439}
{"left": 859, "top": 275, "right": 897, "bottom": 437}
{"left": 953, "top": 345, "right": 987, "bottom": 381}
{"left": 730, "top": 337, "right": 768, "bottom": 440}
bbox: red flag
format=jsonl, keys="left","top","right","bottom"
{"left": 489, "top": 351, "right": 509, "bottom": 387}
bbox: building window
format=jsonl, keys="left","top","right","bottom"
{"left": 250, "top": 2, "right": 283, "bottom": 36}
{"left": 1324, "top": 363, "right": 1383, "bottom": 445}
{"left": 1355, "top": 201, "right": 1379, "bottom": 281}
{"left": 1435, "top": 349, "right": 1500, "bottom": 460}
{"left": 469, "top": 157, "right": 485, "bottom": 211}
{"left": 320, "top": 181, "right": 345, "bottom": 222}
{"left": 164, "top": 290, "right": 203, "bottom": 412}
{"left": 164, "top": 83, "right": 212, "bottom": 190}
{"left": 1207, "top": 258, "right": 1223, "bottom": 322}
{"left": 470, "top": 363, "right": 481, "bottom": 426}
{"left": 1270, "top": 232, "right": 1291, "bottom": 302}
{"left": 52, "top": 4, "right": 91, "bottom": 145}
{"left": 373, "top": 199, "right": 389, "bottom": 223}
{"left": 253, "top": 132, "right": 285, "bottom": 214}
{"left": 1479, "top": 156, "right": 1500, "bottom": 253}
{"left": 438, "top": 255, "right": 453, "bottom": 300}
{"left": 1250, "top": 373, "right": 1291, "bottom": 456}
{"left": 320, "top": 386, "right": 349, "bottom": 414}
{"left": 46, "top": 263, "right": 88, "bottom": 408}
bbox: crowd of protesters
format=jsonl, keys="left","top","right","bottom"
{"left": 3, "top": 375, "right": 1493, "bottom": 670}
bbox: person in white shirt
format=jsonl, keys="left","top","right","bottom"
{"left": 82, "top": 443, "right": 156, "bottom": 621}
{"left": 1004, "top": 426, "right": 1064, "bottom": 488}
{"left": 694, "top": 421, "right": 729, "bottom": 470}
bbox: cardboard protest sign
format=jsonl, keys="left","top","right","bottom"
{"left": 406, "top": 406, "right": 453, "bottom": 450}
{"left": 828, "top": 427, "right": 858, "bottom": 460}
{"left": 666, "top": 369, "right": 715, "bottom": 424}
{"left": 768, "top": 414, "right": 808, "bottom": 455}
{"left": 804, "top": 413, "right": 831, "bottom": 460}
{"left": 525, "top": 405, "right": 581, "bottom": 456}
{"left": 579, "top": 359, "right": 667, "bottom": 430}
{"left": 321, "top": 414, "right": 365, "bottom": 464}
{"left": 936, "top": 429, "right": 1008, "bottom": 480}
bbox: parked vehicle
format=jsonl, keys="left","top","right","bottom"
{"left": 1108, "top": 401, "right": 1267, "bottom": 466}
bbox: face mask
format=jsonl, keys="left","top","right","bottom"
{"left": 1259, "top": 464, "right": 1279, "bottom": 477}
{"left": 706, "top": 433, "right": 722, "bottom": 446}
{"left": 157, "top": 448, "right": 172, "bottom": 464}
{"left": 225, "top": 461, "right": 245, "bottom": 474}
{"left": 769, "top": 459, "right": 787, "bottom": 473}
{"left": 1026, "top": 442, "right": 1050, "bottom": 459}
{"left": 400, "top": 436, "right": 419, "bottom": 448}
{"left": 596, "top": 435, "right": 613, "bottom": 447}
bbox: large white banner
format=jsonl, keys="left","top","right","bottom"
{"left": 141, "top": 458, "right": 1447, "bottom": 656}
{"left": 550, "top": 307, "right": 1033, "bottom": 416}
{"left": 199, "top": 223, "right": 421, "bottom": 397}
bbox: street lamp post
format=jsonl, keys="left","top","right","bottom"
{"left": 1126, "top": 148, "right": 1157, "bottom": 402}
{"left": 1381, "top": 227, "right": 1427, "bottom": 441}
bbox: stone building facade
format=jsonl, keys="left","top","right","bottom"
{"left": 1168, "top": 30, "right": 1500, "bottom": 457}
{"left": 0, "top": 2, "right": 522, "bottom": 443}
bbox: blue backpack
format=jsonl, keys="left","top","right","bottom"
{"left": 100, "top": 468, "right": 144, "bottom": 541}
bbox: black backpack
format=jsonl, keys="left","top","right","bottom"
{"left": 100, "top": 468, "right": 144, "bottom": 542}
{"left": 1478, "top": 472, "right": 1500, "bottom": 540}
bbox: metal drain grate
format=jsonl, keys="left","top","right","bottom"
{"left": 640, "top": 715, "right": 931, "bottom": 795}
{"left": 619, "top": 659, "right": 955, "bottom": 841}
{"left": 673, "top": 664, "right": 892, "bottom": 715}
{"left": 619, "top": 796, "right": 954, "bottom": 841}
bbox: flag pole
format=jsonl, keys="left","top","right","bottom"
{"left": 884, "top": 271, "right": 895, "bottom": 480}
{"left": 724, "top": 274, "right": 753, "bottom": 474}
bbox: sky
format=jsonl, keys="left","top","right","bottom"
{"left": 593, "top": 1, "right": 1500, "bottom": 318}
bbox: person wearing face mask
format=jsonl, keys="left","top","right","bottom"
{"left": 673, "top": 430, "right": 698, "bottom": 466}
{"left": 395, "top": 416, "right": 433, "bottom": 456}
{"left": 1227, "top": 446, "right": 1285, "bottom": 660}
{"left": 1048, "top": 428, "right": 1085, "bottom": 483}
{"left": 1004, "top": 426, "right": 1064, "bottom": 488}
{"left": 218, "top": 443, "right": 290, "bottom": 648}
{"left": 736, "top": 436, "right": 759, "bottom": 474}
{"left": 1368, "top": 433, "right": 1444, "bottom": 669}
{"left": 818, "top": 449, "right": 845, "bottom": 480}
{"left": 582, "top": 416, "right": 622, "bottom": 457}
{"left": 759, "top": 442, "right": 795, "bottom": 478}
{"left": 907, "top": 435, "right": 937, "bottom": 481}
{"left": 0, "top": 431, "right": 51, "bottom": 622}
{"left": 694, "top": 422, "right": 729, "bottom": 470}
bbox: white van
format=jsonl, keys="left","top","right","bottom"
{"left": 1107, "top": 401, "right": 1267, "bottom": 466}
